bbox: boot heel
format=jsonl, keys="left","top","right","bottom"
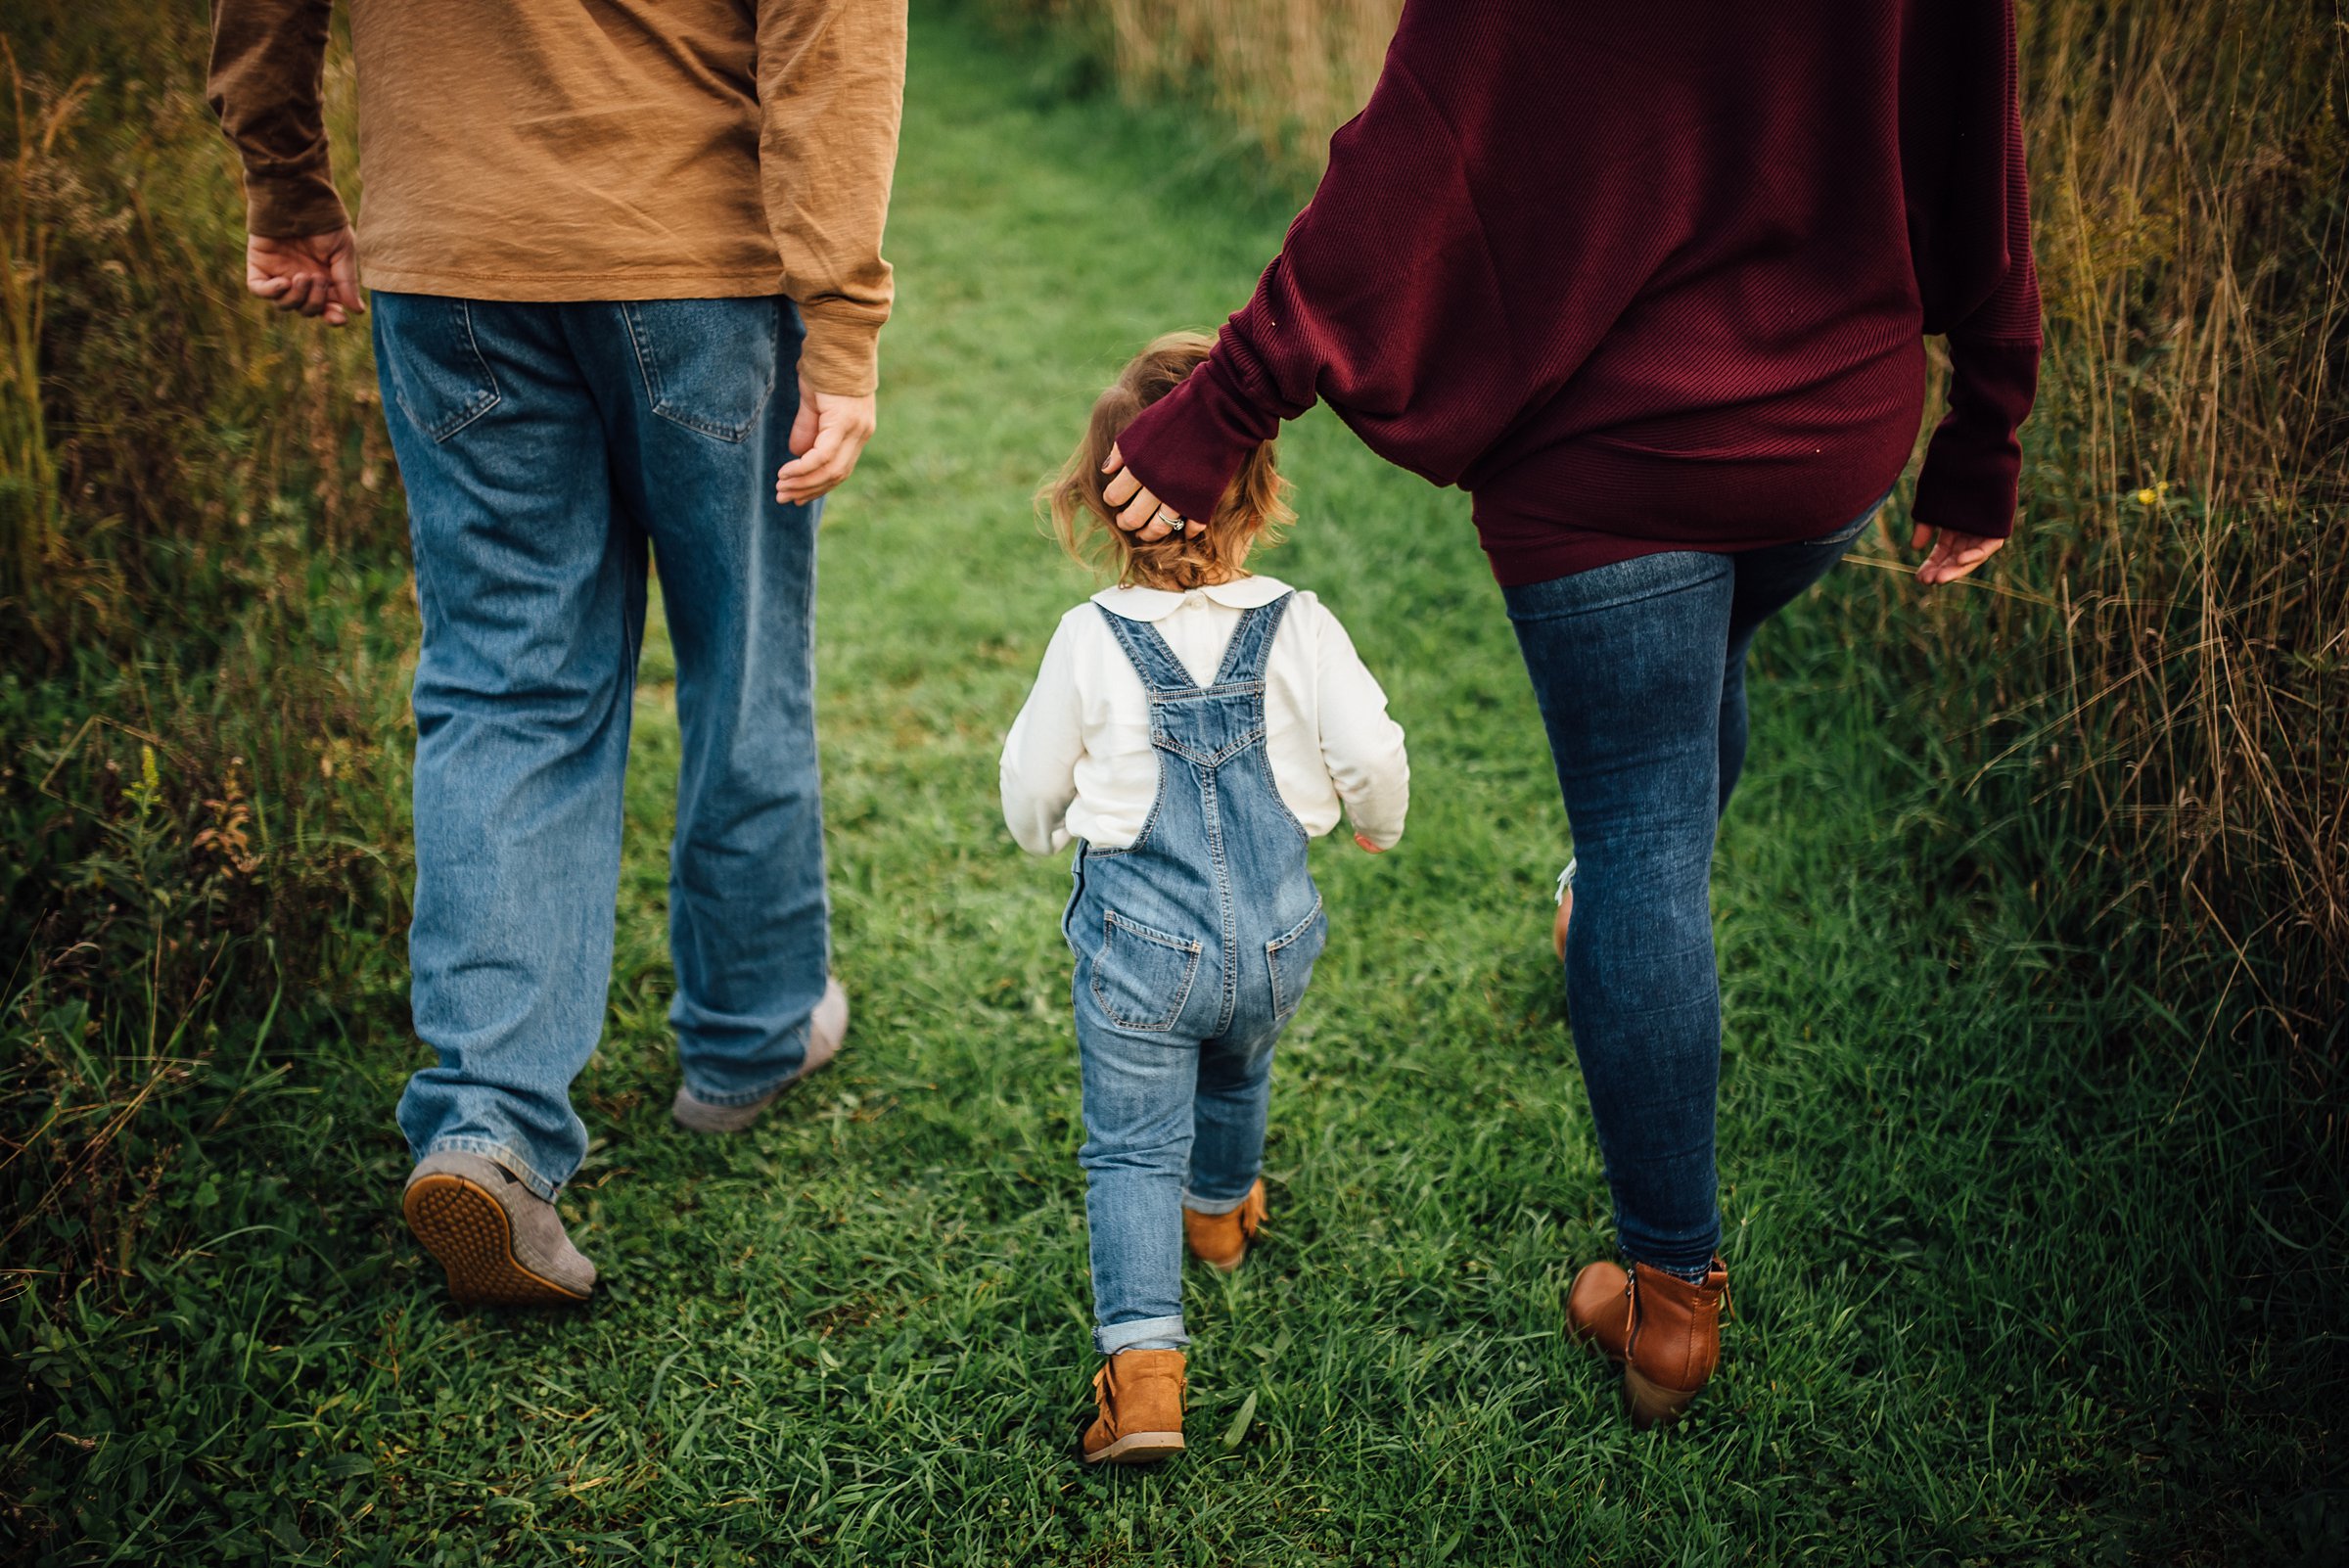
{"left": 1622, "top": 1364, "right": 1697, "bottom": 1430}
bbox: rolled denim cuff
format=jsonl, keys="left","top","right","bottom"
{"left": 675, "top": 1067, "right": 796, "bottom": 1109}
{"left": 1095, "top": 1314, "right": 1188, "bottom": 1357}
{"left": 1180, "top": 1185, "right": 1257, "bottom": 1217}
{"left": 421, "top": 1135, "right": 565, "bottom": 1203}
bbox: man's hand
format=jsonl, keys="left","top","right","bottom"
{"left": 247, "top": 229, "right": 364, "bottom": 327}
{"left": 1910, "top": 522, "right": 2006, "bottom": 586}
{"left": 776, "top": 379, "right": 877, "bottom": 505}
{"left": 1100, "top": 442, "right": 1202, "bottom": 540}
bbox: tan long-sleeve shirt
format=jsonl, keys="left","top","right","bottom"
{"left": 207, "top": 0, "right": 904, "bottom": 394}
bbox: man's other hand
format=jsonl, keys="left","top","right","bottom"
{"left": 776, "top": 378, "right": 877, "bottom": 505}
{"left": 247, "top": 228, "right": 364, "bottom": 327}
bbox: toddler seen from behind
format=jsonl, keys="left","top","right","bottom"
{"left": 1000, "top": 333, "right": 1409, "bottom": 1465}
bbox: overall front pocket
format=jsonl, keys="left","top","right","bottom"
{"left": 1088, "top": 911, "right": 1203, "bottom": 1034}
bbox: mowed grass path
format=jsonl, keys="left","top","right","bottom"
{"left": 30, "top": 12, "right": 2337, "bottom": 1565}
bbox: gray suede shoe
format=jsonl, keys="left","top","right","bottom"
{"left": 670, "top": 976, "right": 849, "bottom": 1133}
{"left": 401, "top": 1150, "right": 596, "bottom": 1307}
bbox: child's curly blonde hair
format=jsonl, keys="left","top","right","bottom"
{"left": 1043, "top": 332, "right": 1292, "bottom": 591}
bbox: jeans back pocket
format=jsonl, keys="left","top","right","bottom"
{"left": 374, "top": 295, "right": 500, "bottom": 443}
{"left": 1088, "top": 910, "right": 1203, "bottom": 1034}
{"left": 621, "top": 298, "right": 785, "bottom": 442}
{"left": 1266, "top": 896, "right": 1326, "bottom": 1024}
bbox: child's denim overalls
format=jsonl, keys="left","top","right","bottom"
{"left": 1064, "top": 592, "right": 1328, "bottom": 1354}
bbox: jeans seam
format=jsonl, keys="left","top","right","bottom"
{"left": 1202, "top": 766, "right": 1238, "bottom": 1038}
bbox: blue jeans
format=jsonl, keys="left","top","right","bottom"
{"left": 373, "top": 293, "right": 831, "bottom": 1200}
{"left": 1502, "top": 500, "right": 1881, "bottom": 1274}
{"left": 1066, "top": 597, "right": 1327, "bottom": 1355}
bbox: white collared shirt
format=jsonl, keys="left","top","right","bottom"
{"left": 1000, "top": 575, "right": 1409, "bottom": 856}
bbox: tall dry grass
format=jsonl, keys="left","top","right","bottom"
{"left": 2, "top": 3, "right": 412, "bottom": 1313}
{"left": 988, "top": 0, "right": 2349, "bottom": 1062}
{"left": 1006, "top": 0, "right": 1398, "bottom": 160}
{"left": 0, "top": 4, "right": 398, "bottom": 658}
{"left": 2007, "top": 1, "right": 2346, "bottom": 1058}
{"left": 0, "top": 43, "right": 83, "bottom": 610}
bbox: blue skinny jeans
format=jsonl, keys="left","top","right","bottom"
{"left": 1502, "top": 500, "right": 1880, "bottom": 1273}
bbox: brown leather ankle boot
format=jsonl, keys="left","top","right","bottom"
{"left": 1566, "top": 1256, "right": 1728, "bottom": 1429}
{"left": 1081, "top": 1349, "right": 1186, "bottom": 1465}
{"left": 1183, "top": 1179, "right": 1268, "bottom": 1271}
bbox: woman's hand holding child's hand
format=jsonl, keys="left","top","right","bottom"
{"left": 1100, "top": 443, "right": 1204, "bottom": 541}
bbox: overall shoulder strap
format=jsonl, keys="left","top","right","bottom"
{"left": 1212, "top": 591, "right": 1295, "bottom": 686}
{"left": 1094, "top": 603, "right": 1199, "bottom": 694}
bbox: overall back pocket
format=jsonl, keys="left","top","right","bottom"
{"left": 1266, "top": 896, "right": 1327, "bottom": 1024}
{"left": 1088, "top": 911, "right": 1203, "bottom": 1034}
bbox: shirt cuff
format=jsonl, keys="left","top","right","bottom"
{"left": 1913, "top": 336, "right": 2039, "bottom": 539}
{"left": 1116, "top": 357, "right": 1276, "bottom": 526}
{"left": 242, "top": 169, "right": 349, "bottom": 240}
{"left": 799, "top": 306, "right": 885, "bottom": 397}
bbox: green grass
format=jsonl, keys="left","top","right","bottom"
{"left": 7, "top": 9, "right": 2343, "bottom": 1564}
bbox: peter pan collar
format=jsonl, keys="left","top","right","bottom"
{"left": 1091, "top": 575, "right": 1292, "bottom": 623}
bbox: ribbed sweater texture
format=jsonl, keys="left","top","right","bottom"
{"left": 1118, "top": 0, "right": 2043, "bottom": 586}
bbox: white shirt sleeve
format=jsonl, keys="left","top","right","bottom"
{"left": 1311, "top": 601, "right": 1410, "bottom": 850}
{"left": 999, "top": 614, "right": 1086, "bottom": 855}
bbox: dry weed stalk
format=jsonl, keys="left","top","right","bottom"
{"left": 0, "top": 40, "right": 91, "bottom": 606}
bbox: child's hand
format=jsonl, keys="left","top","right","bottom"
{"left": 1354, "top": 833, "right": 1387, "bottom": 853}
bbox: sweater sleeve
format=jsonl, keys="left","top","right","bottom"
{"left": 1116, "top": 51, "right": 1516, "bottom": 524}
{"left": 207, "top": 0, "right": 350, "bottom": 239}
{"left": 999, "top": 615, "right": 1086, "bottom": 857}
{"left": 1310, "top": 601, "right": 1409, "bottom": 852}
{"left": 755, "top": 0, "right": 907, "bottom": 396}
{"left": 1911, "top": 8, "right": 2042, "bottom": 540}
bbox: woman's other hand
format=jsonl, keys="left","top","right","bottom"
{"left": 1910, "top": 522, "right": 2005, "bottom": 586}
{"left": 1100, "top": 443, "right": 1203, "bottom": 540}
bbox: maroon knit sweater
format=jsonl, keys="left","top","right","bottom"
{"left": 1117, "top": 1, "right": 2043, "bottom": 586}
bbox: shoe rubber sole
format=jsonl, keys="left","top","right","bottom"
{"left": 1083, "top": 1431, "right": 1185, "bottom": 1466}
{"left": 402, "top": 1173, "right": 590, "bottom": 1308}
